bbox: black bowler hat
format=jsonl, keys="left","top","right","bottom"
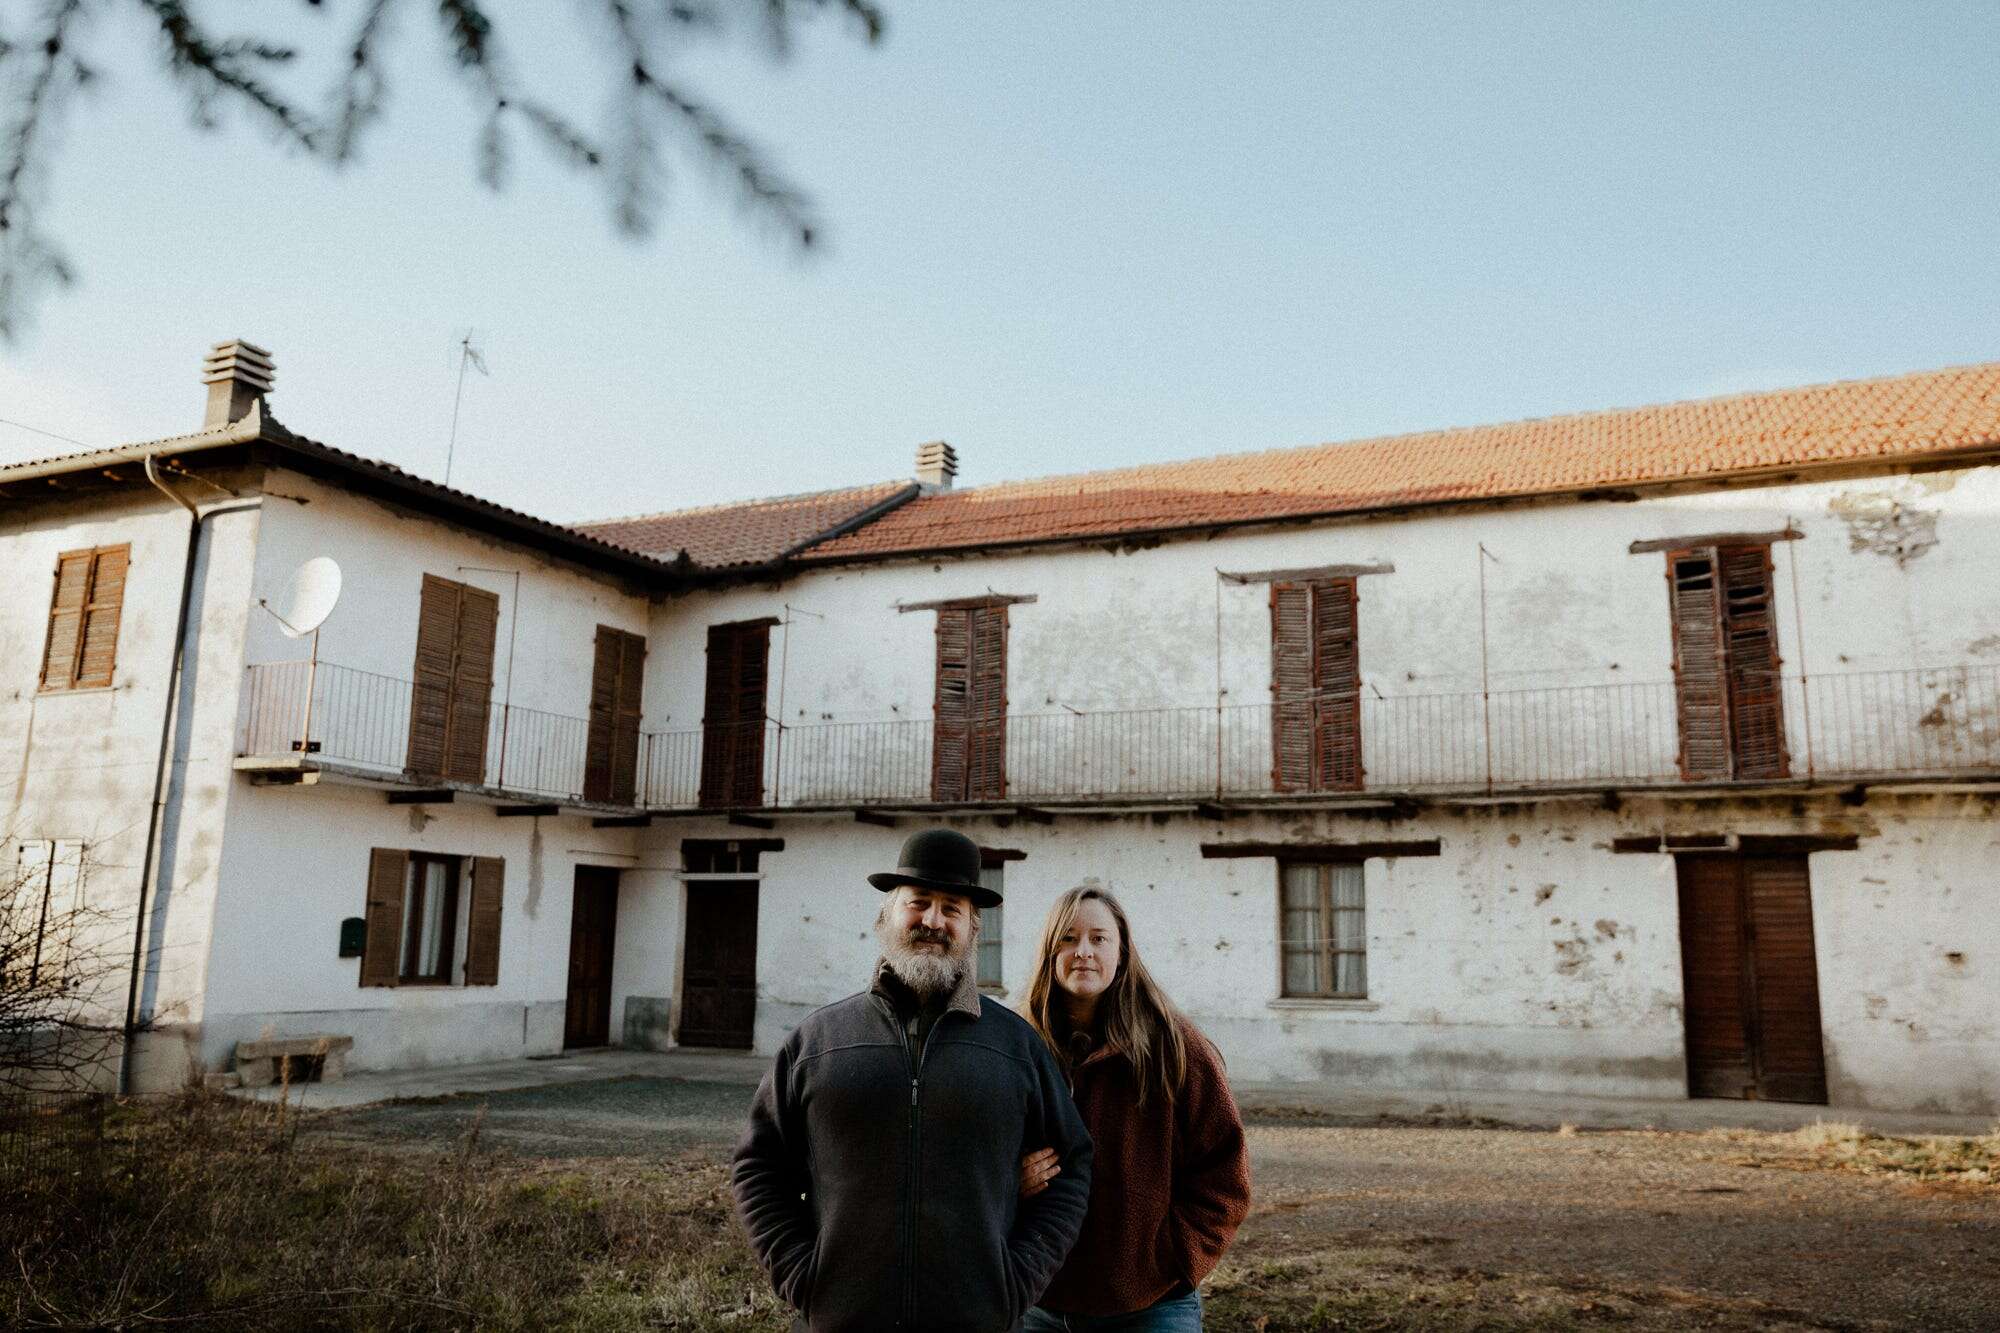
{"left": 868, "top": 828, "right": 1000, "bottom": 907}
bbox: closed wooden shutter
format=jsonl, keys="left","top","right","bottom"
{"left": 1675, "top": 855, "right": 1752, "bottom": 1098}
{"left": 585, "top": 628, "right": 620, "bottom": 801}
{"left": 446, "top": 585, "right": 499, "bottom": 783}
{"left": 1668, "top": 550, "right": 1731, "bottom": 780}
{"left": 1720, "top": 546, "right": 1787, "bottom": 779}
{"left": 613, "top": 630, "right": 646, "bottom": 804}
{"left": 932, "top": 608, "right": 973, "bottom": 800}
{"left": 407, "top": 576, "right": 459, "bottom": 777}
{"left": 1742, "top": 855, "right": 1826, "bottom": 1103}
{"left": 1272, "top": 580, "right": 1361, "bottom": 791}
{"left": 586, "top": 628, "right": 647, "bottom": 804}
{"left": 699, "top": 622, "right": 769, "bottom": 808}
{"left": 966, "top": 605, "right": 1008, "bottom": 801}
{"left": 360, "top": 848, "right": 408, "bottom": 988}
{"left": 932, "top": 605, "right": 1008, "bottom": 801}
{"left": 463, "top": 856, "right": 505, "bottom": 986}
{"left": 406, "top": 576, "right": 498, "bottom": 783}
{"left": 39, "top": 553, "right": 91, "bottom": 691}
{"left": 1312, "top": 578, "right": 1363, "bottom": 791}
{"left": 40, "top": 546, "right": 128, "bottom": 691}
{"left": 1270, "top": 584, "right": 1313, "bottom": 792}
{"left": 75, "top": 546, "right": 128, "bottom": 688}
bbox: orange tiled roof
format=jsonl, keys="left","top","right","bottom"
{"left": 578, "top": 480, "right": 917, "bottom": 569}
{"left": 798, "top": 363, "right": 2000, "bottom": 563}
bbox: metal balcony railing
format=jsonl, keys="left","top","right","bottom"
{"left": 240, "top": 660, "right": 2000, "bottom": 812}
{"left": 238, "top": 660, "right": 608, "bottom": 804}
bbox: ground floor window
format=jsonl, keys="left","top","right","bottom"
{"left": 6, "top": 839, "right": 86, "bottom": 989}
{"left": 402, "top": 854, "right": 461, "bottom": 984}
{"left": 976, "top": 863, "right": 1005, "bottom": 990}
{"left": 1280, "top": 860, "right": 1366, "bottom": 998}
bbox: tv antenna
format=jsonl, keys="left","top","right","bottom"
{"left": 257, "top": 556, "right": 344, "bottom": 755}
{"left": 444, "top": 330, "right": 488, "bottom": 488}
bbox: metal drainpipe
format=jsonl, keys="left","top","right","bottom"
{"left": 120, "top": 456, "right": 258, "bottom": 1095}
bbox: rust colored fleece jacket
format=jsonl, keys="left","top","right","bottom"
{"left": 1036, "top": 1020, "right": 1251, "bottom": 1316}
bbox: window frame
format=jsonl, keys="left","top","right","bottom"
{"left": 975, "top": 865, "right": 1005, "bottom": 991}
{"left": 39, "top": 545, "right": 130, "bottom": 693}
{"left": 1277, "top": 859, "right": 1368, "bottom": 1000}
{"left": 400, "top": 852, "right": 462, "bottom": 985}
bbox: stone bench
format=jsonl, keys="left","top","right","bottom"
{"left": 234, "top": 1034, "right": 354, "bottom": 1087}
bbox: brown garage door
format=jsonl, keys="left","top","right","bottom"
{"left": 1676, "top": 853, "right": 1828, "bottom": 1104}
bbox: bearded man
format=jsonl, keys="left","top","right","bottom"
{"left": 732, "top": 828, "right": 1093, "bottom": 1332}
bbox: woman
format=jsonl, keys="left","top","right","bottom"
{"left": 1017, "top": 886, "right": 1251, "bottom": 1331}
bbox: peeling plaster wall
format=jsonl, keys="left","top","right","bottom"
{"left": 1, "top": 487, "right": 262, "bottom": 1091}
{"left": 647, "top": 462, "right": 2000, "bottom": 796}
{"left": 636, "top": 791, "right": 1997, "bottom": 1114}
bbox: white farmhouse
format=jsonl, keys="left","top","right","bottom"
{"left": 4, "top": 342, "right": 1995, "bottom": 1115}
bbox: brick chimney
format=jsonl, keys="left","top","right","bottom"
{"left": 201, "top": 340, "right": 274, "bottom": 429}
{"left": 915, "top": 440, "right": 958, "bottom": 492}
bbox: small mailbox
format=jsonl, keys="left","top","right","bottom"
{"left": 338, "top": 916, "right": 367, "bottom": 958}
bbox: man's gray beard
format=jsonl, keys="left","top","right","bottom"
{"left": 875, "top": 917, "right": 965, "bottom": 1000}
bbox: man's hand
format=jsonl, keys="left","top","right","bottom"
{"left": 1018, "top": 1146, "right": 1061, "bottom": 1199}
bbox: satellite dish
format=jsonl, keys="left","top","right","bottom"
{"left": 272, "top": 557, "right": 343, "bottom": 638}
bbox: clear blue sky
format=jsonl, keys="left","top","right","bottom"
{"left": 4, "top": 2, "right": 1998, "bottom": 523}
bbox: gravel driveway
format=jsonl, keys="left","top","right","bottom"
{"left": 316, "top": 1076, "right": 1998, "bottom": 1331}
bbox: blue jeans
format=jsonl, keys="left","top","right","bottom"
{"left": 1023, "top": 1289, "right": 1202, "bottom": 1332}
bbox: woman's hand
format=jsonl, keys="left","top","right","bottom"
{"left": 1018, "top": 1146, "right": 1061, "bottom": 1199}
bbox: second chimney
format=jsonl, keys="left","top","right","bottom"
{"left": 915, "top": 440, "right": 958, "bottom": 492}
{"left": 202, "top": 340, "right": 275, "bottom": 429}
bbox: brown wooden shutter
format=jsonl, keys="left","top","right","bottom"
{"left": 1270, "top": 583, "right": 1314, "bottom": 792}
{"left": 1675, "top": 854, "right": 1751, "bottom": 1098}
{"left": 1312, "top": 578, "right": 1363, "bottom": 790}
{"left": 39, "top": 552, "right": 92, "bottom": 691}
{"left": 1719, "top": 545, "right": 1787, "bottom": 779}
{"left": 463, "top": 856, "right": 505, "bottom": 985}
{"left": 966, "top": 606, "right": 1008, "bottom": 801}
{"left": 699, "top": 622, "right": 768, "bottom": 807}
{"left": 612, "top": 630, "right": 646, "bottom": 805}
{"left": 446, "top": 585, "right": 499, "bottom": 783}
{"left": 74, "top": 546, "right": 129, "bottom": 689}
{"left": 407, "top": 575, "right": 459, "bottom": 777}
{"left": 1667, "top": 549, "right": 1731, "bottom": 781}
{"left": 360, "top": 848, "right": 409, "bottom": 988}
{"left": 932, "top": 608, "right": 973, "bottom": 800}
{"left": 1742, "top": 855, "right": 1826, "bottom": 1103}
{"left": 730, "top": 626, "right": 769, "bottom": 806}
{"left": 585, "top": 627, "right": 620, "bottom": 802}
{"left": 586, "top": 628, "right": 647, "bottom": 804}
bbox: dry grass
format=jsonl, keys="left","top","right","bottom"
{"left": 1780, "top": 1118, "right": 2000, "bottom": 1186}
{"left": 0, "top": 1089, "right": 789, "bottom": 1331}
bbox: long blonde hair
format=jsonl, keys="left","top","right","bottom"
{"left": 1023, "top": 886, "right": 1188, "bottom": 1108}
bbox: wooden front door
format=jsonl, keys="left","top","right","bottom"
{"left": 564, "top": 867, "right": 620, "bottom": 1048}
{"left": 1676, "top": 853, "right": 1828, "bottom": 1104}
{"left": 680, "top": 882, "right": 759, "bottom": 1049}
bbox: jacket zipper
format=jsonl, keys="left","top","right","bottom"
{"left": 882, "top": 994, "right": 950, "bottom": 1330}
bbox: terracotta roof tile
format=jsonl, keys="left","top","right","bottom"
{"left": 799, "top": 363, "right": 2000, "bottom": 563}
{"left": 577, "top": 480, "right": 917, "bottom": 568}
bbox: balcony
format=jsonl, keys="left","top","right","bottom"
{"left": 236, "top": 660, "right": 2000, "bottom": 817}
{"left": 644, "top": 663, "right": 2000, "bottom": 814}
{"left": 235, "top": 660, "right": 633, "bottom": 811}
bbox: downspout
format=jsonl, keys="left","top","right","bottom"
{"left": 120, "top": 455, "right": 258, "bottom": 1094}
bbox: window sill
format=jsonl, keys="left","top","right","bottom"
{"left": 1268, "top": 997, "right": 1379, "bottom": 1012}
{"left": 36, "top": 684, "right": 118, "bottom": 697}
{"left": 978, "top": 984, "right": 1008, "bottom": 997}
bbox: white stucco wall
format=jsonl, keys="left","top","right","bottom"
{"left": 640, "top": 788, "right": 1997, "bottom": 1115}
{"left": 194, "top": 469, "right": 661, "bottom": 1080}
{"left": 1, "top": 482, "right": 264, "bottom": 1088}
